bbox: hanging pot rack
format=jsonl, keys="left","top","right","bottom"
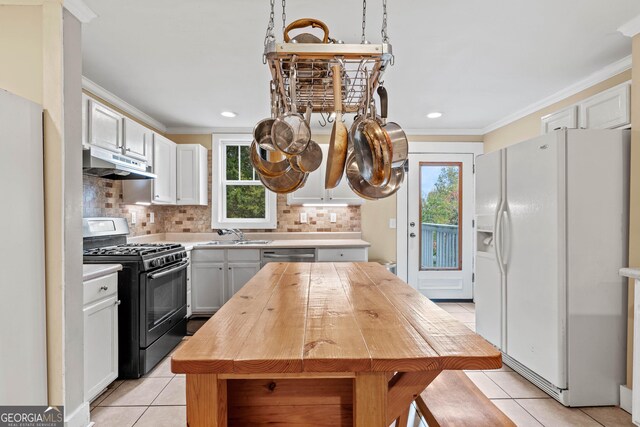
{"left": 263, "top": 0, "right": 394, "bottom": 116}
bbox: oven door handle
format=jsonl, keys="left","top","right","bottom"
{"left": 148, "top": 260, "right": 189, "bottom": 279}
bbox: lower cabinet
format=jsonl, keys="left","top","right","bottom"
{"left": 84, "top": 272, "right": 119, "bottom": 402}
{"left": 191, "top": 249, "right": 261, "bottom": 315}
{"left": 317, "top": 247, "right": 369, "bottom": 262}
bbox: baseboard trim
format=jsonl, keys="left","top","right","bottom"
{"left": 620, "top": 385, "right": 632, "bottom": 414}
{"left": 65, "top": 401, "right": 90, "bottom": 427}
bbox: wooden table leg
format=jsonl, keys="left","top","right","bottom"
{"left": 395, "top": 406, "right": 410, "bottom": 427}
{"left": 186, "top": 374, "right": 227, "bottom": 427}
{"left": 354, "top": 372, "right": 388, "bottom": 427}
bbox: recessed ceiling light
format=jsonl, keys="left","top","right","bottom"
{"left": 426, "top": 112, "right": 443, "bottom": 119}
{"left": 220, "top": 111, "right": 237, "bottom": 118}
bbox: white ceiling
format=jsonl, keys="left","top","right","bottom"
{"left": 81, "top": 0, "right": 640, "bottom": 132}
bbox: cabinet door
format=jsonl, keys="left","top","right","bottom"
{"left": 317, "top": 248, "right": 368, "bottom": 262}
{"left": 579, "top": 84, "right": 630, "bottom": 129}
{"left": 287, "top": 144, "right": 327, "bottom": 205}
{"left": 84, "top": 296, "right": 118, "bottom": 401}
{"left": 191, "top": 262, "right": 225, "bottom": 314}
{"left": 328, "top": 175, "right": 363, "bottom": 205}
{"left": 123, "top": 118, "right": 152, "bottom": 163}
{"left": 541, "top": 106, "right": 578, "bottom": 134}
{"left": 89, "top": 99, "right": 123, "bottom": 153}
{"left": 153, "top": 134, "right": 177, "bottom": 204}
{"left": 177, "top": 145, "right": 207, "bottom": 205}
{"left": 227, "top": 262, "right": 261, "bottom": 299}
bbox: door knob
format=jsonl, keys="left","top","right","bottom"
{"left": 410, "top": 233, "right": 416, "bottom": 238}
{"left": 410, "top": 222, "right": 416, "bottom": 227}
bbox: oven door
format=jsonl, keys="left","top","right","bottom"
{"left": 141, "top": 260, "right": 188, "bottom": 347}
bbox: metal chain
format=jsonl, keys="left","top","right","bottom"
{"left": 361, "top": 0, "right": 367, "bottom": 43}
{"left": 264, "top": 0, "right": 276, "bottom": 46}
{"left": 282, "top": 0, "right": 287, "bottom": 37}
{"left": 381, "top": 0, "right": 389, "bottom": 43}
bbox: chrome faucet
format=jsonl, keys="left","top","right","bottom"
{"left": 217, "top": 228, "right": 245, "bottom": 241}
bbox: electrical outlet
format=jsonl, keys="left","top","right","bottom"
{"left": 150, "top": 212, "right": 155, "bottom": 224}
{"left": 330, "top": 213, "right": 337, "bottom": 223}
{"left": 389, "top": 218, "right": 397, "bottom": 229}
{"left": 131, "top": 211, "right": 137, "bottom": 225}
{"left": 300, "top": 212, "right": 308, "bottom": 223}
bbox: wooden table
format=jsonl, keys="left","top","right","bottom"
{"left": 172, "top": 262, "right": 501, "bottom": 427}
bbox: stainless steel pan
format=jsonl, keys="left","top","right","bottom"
{"left": 345, "top": 150, "right": 404, "bottom": 200}
{"left": 377, "top": 86, "right": 408, "bottom": 168}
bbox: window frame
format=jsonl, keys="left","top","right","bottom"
{"left": 211, "top": 134, "right": 277, "bottom": 229}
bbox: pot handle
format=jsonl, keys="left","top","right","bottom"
{"left": 284, "top": 18, "right": 330, "bottom": 43}
{"left": 377, "top": 86, "right": 388, "bottom": 123}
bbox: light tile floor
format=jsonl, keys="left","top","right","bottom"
{"left": 89, "top": 304, "right": 633, "bottom": 426}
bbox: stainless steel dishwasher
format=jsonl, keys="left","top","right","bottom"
{"left": 260, "top": 248, "right": 316, "bottom": 267}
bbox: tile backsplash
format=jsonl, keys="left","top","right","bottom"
{"left": 83, "top": 149, "right": 361, "bottom": 236}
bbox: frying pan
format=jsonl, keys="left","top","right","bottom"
{"left": 293, "top": 140, "right": 323, "bottom": 173}
{"left": 259, "top": 168, "right": 308, "bottom": 194}
{"left": 345, "top": 150, "right": 404, "bottom": 200}
{"left": 325, "top": 64, "right": 348, "bottom": 189}
{"left": 250, "top": 140, "right": 291, "bottom": 178}
{"left": 377, "top": 86, "right": 408, "bottom": 167}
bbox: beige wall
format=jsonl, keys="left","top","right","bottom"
{"left": 627, "top": 35, "right": 640, "bottom": 388}
{"left": 167, "top": 133, "right": 212, "bottom": 148}
{"left": 484, "top": 70, "right": 632, "bottom": 153}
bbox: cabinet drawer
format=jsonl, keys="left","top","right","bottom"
{"left": 84, "top": 273, "right": 118, "bottom": 305}
{"left": 227, "top": 249, "right": 260, "bottom": 262}
{"left": 192, "top": 249, "right": 225, "bottom": 262}
{"left": 317, "top": 248, "right": 368, "bottom": 262}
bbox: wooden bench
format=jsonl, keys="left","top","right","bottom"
{"left": 410, "top": 371, "right": 516, "bottom": 427}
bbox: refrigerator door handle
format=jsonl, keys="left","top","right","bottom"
{"left": 495, "top": 200, "right": 506, "bottom": 275}
{"left": 500, "top": 210, "right": 511, "bottom": 267}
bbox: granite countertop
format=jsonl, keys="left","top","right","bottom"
{"left": 620, "top": 268, "right": 640, "bottom": 280}
{"left": 83, "top": 264, "right": 122, "bottom": 282}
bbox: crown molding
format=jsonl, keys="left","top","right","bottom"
{"left": 165, "top": 127, "right": 259, "bottom": 135}
{"left": 82, "top": 76, "right": 167, "bottom": 133}
{"left": 482, "top": 54, "right": 632, "bottom": 134}
{"left": 403, "top": 128, "right": 484, "bottom": 136}
{"left": 619, "top": 15, "right": 640, "bottom": 37}
{"left": 64, "top": 0, "right": 97, "bottom": 23}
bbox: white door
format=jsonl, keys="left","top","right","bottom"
{"left": 84, "top": 296, "right": 118, "bottom": 401}
{"left": 227, "top": 262, "right": 261, "bottom": 298}
{"left": 191, "top": 262, "right": 225, "bottom": 314}
{"left": 89, "top": 100, "right": 122, "bottom": 153}
{"left": 504, "top": 131, "right": 566, "bottom": 388}
{"left": 123, "top": 117, "right": 152, "bottom": 162}
{"left": 407, "top": 153, "right": 474, "bottom": 300}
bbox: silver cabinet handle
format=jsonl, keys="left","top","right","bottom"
{"left": 410, "top": 233, "right": 416, "bottom": 238}
{"left": 115, "top": 300, "right": 121, "bottom": 306}
{"left": 100, "top": 285, "right": 109, "bottom": 291}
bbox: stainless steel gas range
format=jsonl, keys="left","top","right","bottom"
{"left": 83, "top": 217, "right": 187, "bottom": 379}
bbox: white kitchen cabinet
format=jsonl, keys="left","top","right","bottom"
{"left": 123, "top": 117, "right": 153, "bottom": 164}
{"left": 84, "top": 272, "right": 119, "bottom": 402}
{"left": 541, "top": 106, "right": 578, "bottom": 134}
{"left": 177, "top": 144, "right": 208, "bottom": 206}
{"left": 191, "top": 261, "right": 226, "bottom": 314}
{"left": 317, "top": 247, "right": 368, "bottom": 262}
{"left": 287, "top": 144, "right": 362, "bottom": 205}
{"left": 579, "top": 83, "right": 630, "bottom": 130}
{"left": 228, "top": 262, "right": 261, "bottom": 297}
{"left": 88, "top": 98, "right": 123, "bottom": 154}
{"left": 122, "top": 133, "right": 177, "bottom": 205}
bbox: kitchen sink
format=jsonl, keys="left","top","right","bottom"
{"left": 234, "top": 240, "right": 272, "bottom": 245}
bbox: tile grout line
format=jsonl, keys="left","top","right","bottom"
{"left": 577, "top": 408, "right": 606, "bottom": 427}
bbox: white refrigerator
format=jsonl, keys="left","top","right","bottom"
{"left": 475, "top": 129, "right": 629, "bottom": 406}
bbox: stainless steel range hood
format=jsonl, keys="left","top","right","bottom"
{"left": 83, "top": 146, "right": 156, "bottom": 180}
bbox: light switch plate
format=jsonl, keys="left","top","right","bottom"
{"left": 389, "top": 218, "right": 397, "bottom": 229}
{"left": 300, "top": 212, "right": 308, "bottom": 223}
{"left": 131, "top": 211, "right": 137, "bottom": 225}
{"left": 150, "top": 212, "right": 155, "bottom": 224}
{"left": 330, "top": 213, "right": 337, "bottom": 223}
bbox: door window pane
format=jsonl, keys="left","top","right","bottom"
{"left": 420, "top": 163, "right": 462, "bottom": 270}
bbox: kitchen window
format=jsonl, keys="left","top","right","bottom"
{"left": 212, "top": 135, "right": 277, "bottom": 229}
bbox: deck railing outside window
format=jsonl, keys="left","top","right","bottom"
{"left": 421, "top": 223, "right": 459, "bottom": 269}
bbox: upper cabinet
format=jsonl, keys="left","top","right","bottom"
{"left": 88, "top": 99, "right": 123, "bottom": 153}
{"left": 541, "top": 106, "right": 578, "bottom": 134}
{"left": 579, "top": 84, "right": 631, "bottom": 130}
{"left": 123, "top": 118, "right": 153, "bottom": 165}
{"left": 541, "top": 83, "right": 630, "bottom": 134}
{"left": 151, "top": 134, "right": 177, "bottom": 204}
{"left": 287, "top": 144, "right": 363, "bottom": 206}
{"left": 177, "top": 144, "right": 208, "bottom": 206}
